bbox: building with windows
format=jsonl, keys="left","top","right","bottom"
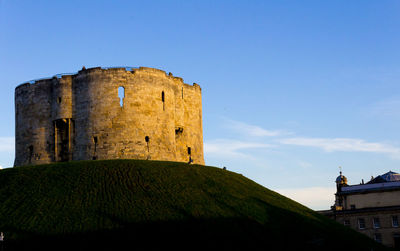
{"left": 320, "top": 170, "right": 400, "bottom": 249}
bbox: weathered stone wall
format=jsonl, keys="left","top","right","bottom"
{"left": 14, "top": 67, "right": 204, "bottom": 166}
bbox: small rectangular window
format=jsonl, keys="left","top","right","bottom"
{"left": 344, "top": 220, "right": 350, "bottom": 226}
{"left": 358, "top": 218, "right": 366, "bottom": 230}
{"left": 393, "top": 216, "right": 399, "bottom": 228}
{"left": 373, "top": 218, "right": 381, "bottom": 229}
{"left": 350, "top": 205, "right": 356, "bottom": 210}
{"left": 374, "top": 233, "right": 382, "bottom": 243}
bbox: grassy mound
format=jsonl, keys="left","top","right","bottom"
{"left": 0, "top": 160, "right": 388, "bottom": 250}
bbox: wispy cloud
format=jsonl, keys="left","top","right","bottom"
{"left": 279, "top": 137, "right": 400, "bottom": 157}
{"left": 225, "top": 119, "right": 290, "bottom": 137}
{"left": 204, "top": 139, "right": 274, "bottom": 158}
{"left": 276, "top": 186, "right": 335, "bottom": 210}
{"left": 0, "top": 137, "right": 14, "bottom": 152}
{"left": 212, "top": 118, "right": 400, "bottom": 160}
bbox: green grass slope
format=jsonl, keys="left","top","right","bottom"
{"left": 0, "top": 160, "right": 389, "bottom": 250}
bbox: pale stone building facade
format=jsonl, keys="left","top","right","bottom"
{"left": 320, "top": 171, "right": 400, "bottom": 249}
{"left": 14, "top": 66, "right": 204, "bottom": 166}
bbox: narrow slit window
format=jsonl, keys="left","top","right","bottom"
{"left": 93, "top": 136, "right": 98, "bottom": 160}
{"left": 118, "top": 86, "right": 125, "bottom": 107}
{"left": 28, "top": 145, "right": 33, "bottom": 163}
{"left": 57, "top": 97, "right": 62, "bottom": 104}
{"left": 187, "top": 147, "right": 191, "bottom": 155}
{"left": 161, "top": 91, "right": 165, "bottom": 111}
{"left": 145, "top": 136, "right": 150, "bottom": 155}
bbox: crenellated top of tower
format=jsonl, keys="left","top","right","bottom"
{"left": 16, "top": 66, "right": 201, "bottom": 91}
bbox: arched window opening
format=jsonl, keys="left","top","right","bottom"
{"left": 145, "top": 136, "right": 150, "bottom": 159}
{"left": 118, "top": 86, "right": 125, "bottom": 107}
{"left": 187, "top": 147, "right": 191, "bottom": 155}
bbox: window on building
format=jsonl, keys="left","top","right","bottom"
{"left": 358, "top": 218, "right": 366, "bottom": 230}
{"left": 344, "top": 220, "right": 350, "bottom": 226}
{"left": 350, "top": 204, "right": 356, "bottom": 210}
{"left": 118, "top": 86, "right": 125, "bottom": 107}
{"left": 393, "top": 216, "right": 399, "bottom": 228}
{"left": 374, "top": 233, "right": 382, "bottom": 243}
{"left": 394, "top": 233, "right": 400, "bottom": 249}
{"left": 373, "top": 218, "right": 381, "bottom": 229}
{"left": 161, "top": 91, "right": 165, "bottom": 110}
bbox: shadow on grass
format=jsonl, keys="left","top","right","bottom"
{"left": 3, "top": 206, "right": 388, "bottom": 251}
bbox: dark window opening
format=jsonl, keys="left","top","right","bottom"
{"left": 358, "top": 218, "right": 366, "bottom": 230}
{"left": 57, "top": 97, "right": 62, "bottom": 104}
{"left": 187, "top": 147, "right": 193, "bottom": 164}
{"left": 28, "top": 145, "right": 33, "bottom": 163}
{"left": 54, "top": 119, "right": 71, "bottom": 162}
{"left": 118, "top": 86, "right": 125, "bottom": 107}
{"left": 373, "top": 218, "right": 381, "bottom": 229}
{"left": 393, "top": 216, "right": 399, "bottom": 227}
{"left": 145, "top": 136, "right": 150, "bottom": 159}
{"left": 374, "top": 233, "right": 382, "bottom": 243}
{"left": 344, "top": 220, "right": 350, "bottom": 226}
{"left": 394, "top": 233, "right": 400, "bottom": 248}
{"left": 93, "top": 136, "right": 98, "bottom": 160}
{"left": 350, "top": 205, "right": 356, "bottom": 210}
{"left": 162, "top": 91, "right": 165, "bottom": 111}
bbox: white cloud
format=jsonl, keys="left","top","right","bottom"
{"left": 204, "top": 139, "right": 274, "bottom": 158}
{"left": 276, "top": 186, "right": 336, "bottom": 210}
{"left": 225, "top": 119, "right": 289, "bottom": 137}
{"left": 0, "top": 137, "right": 14, "bottom": 152}
{"left": 279, "top": 137, "right": 400, "bottom": 157}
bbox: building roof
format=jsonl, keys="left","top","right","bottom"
{"left": 368, "top": 171, "right": 400, "bottom": 184}
{"left": 341, "top": 181, "right": 400, "bottom": 194}
{"left": 337, "top": 171, "right": 400, "bottom": 194}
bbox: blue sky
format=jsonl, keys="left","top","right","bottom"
{"left": 1, "top": 0, "right": 400, "bottom": 210}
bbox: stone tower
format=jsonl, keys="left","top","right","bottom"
{"left": 14, "top": 66, "right": 204, "bottom": 166}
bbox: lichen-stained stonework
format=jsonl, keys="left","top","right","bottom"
{"left": 14, "top": 67, "right": 204, "bottom": 166}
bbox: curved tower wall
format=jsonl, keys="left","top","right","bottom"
{"left": 14, "top": 67, "right": 204, "bottom": 166}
